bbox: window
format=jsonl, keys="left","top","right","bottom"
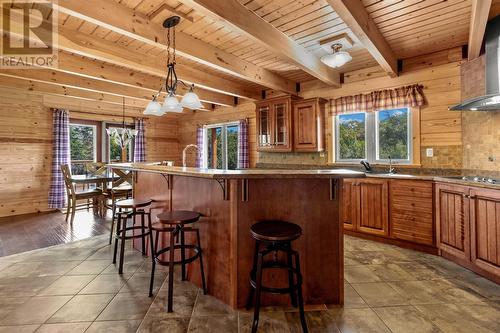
{"left": 335, "top": 108, "right": 411, "bottom": 164}
{"left": 70, "top": 122, "right": 98, "bottom": 175}
{"left": 204, "top": 122, "right": 239, "bottom": 170}
{"left": 105, "top": 124, "right": 134, "bottom": 163}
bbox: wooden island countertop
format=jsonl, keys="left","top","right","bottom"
{"left": 110, "top": 163, "right": 364, "bottom": 309}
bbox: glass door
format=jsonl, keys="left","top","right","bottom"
{"left": 258, "top": 105, "right": 271, "bottom": 147}
{"left": 274, "top": 102, "right": 288, "bottom": 146}
{"left": 205, "top": 122, "right": 240, "bottom": 169}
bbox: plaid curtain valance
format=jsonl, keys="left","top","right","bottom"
{"left": 331, "top": 84, "right": 425, "bottom": 115}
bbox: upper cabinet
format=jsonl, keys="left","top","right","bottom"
{"left": 255, "top": 96, "right": 326, "bottom": 153}
{"left": 256, "top": 96, "right": 294, "bottom": 152}
{"left": 293, "top": 98, "right": 327, "bottom": 152}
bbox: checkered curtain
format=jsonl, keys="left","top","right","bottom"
{"left": 133, "top": 118, "right": 146, "bottom": 162}
{"left": 237, "top": 119, "right": 249, "bottom": 169}
{"left": 195, "top": 127, "right": 204, "bottom": 168}
{"left": 331, "top": 84, "right": 425, "bottom": 115}
{"left": 48, "top": 109, "right": 70, "bottom": 209}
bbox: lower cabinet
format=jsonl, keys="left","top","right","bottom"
{"left": 342, "top": 179, "right": 389, "bottom": 236}
{"left": 435, "top": 182, "right": 500, "bottom": 280}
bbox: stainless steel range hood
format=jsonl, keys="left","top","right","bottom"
{"left": 450, "top": 15, "right": 500, "bottom": 111}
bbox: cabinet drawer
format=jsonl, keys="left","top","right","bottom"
{"left": 391, "top": 198, "right": 433, "bottom": 212}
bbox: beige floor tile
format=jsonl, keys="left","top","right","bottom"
{"left": 147, "top": 287, "right": 198, "bottom": 319}
{"left": 188, "top": 314, "right": 238, "bottom": 332}
{"left": 0, "top": 296, "right": 71, "bottom": 325}
{"left": 47, "top": 294, "right": 114, "bottom": 323}
{"left": 192, "top": 290, "right": 235, "bottom": 317}
{"left": 343, "top": 283, "right": 369, "bottom": 309}
{"left": 85, "top": 319, "right": 142, "bottom": 333}
{"left": 0, "top": 261, "right": 81, "bottom": 278}
{"left": 351, "top": 282, "right": 408, "bottom": 307}
{"left": 451, "top": 276, "right": 500, "bottom": 300}
{"left": 78, "top": 273, "right": 131, "bottom": 294}
{"left": 97, "top": 292, "right": 154, "bottom": 321}
{"left": 37, "top": 275, "right": 96, "bottom": 296}
{"left": 35, "top": 322, "right": 91, "bottom": 333}
{"left": 286, "top": 310, "right": 341, "bottom": 333}
{"left": 415, "top": 303, "right": 500, "bottom": 333}
{"left": 369, "top": 263, "right": 416, "bottom": 282}
{"left": 239, "top": 311, "right": 291, "bottom": 333}
{"left": 345, "top": 266, "right": 382, "bottom": 283}
{"left": 119, "top": 271, "right": 166, "bottom": 295}
{"left": 67, "top": 260, "right": 110, "bottom": 275}
{"left": 137, "top": 317, "right": 189, "bottom": 333}
{"left": 0, "top": 276, "right": 60, "bottom": 297}
{"left": 373, "top": 305, "right": 442, "bottom": 333}
{"left": 329, "top": 308, "right": 392, "bottom": 333}
{"left": 0, "top": 325, "right": 39, "bottom": 333}
{"left": 100, "top": 256, "right": 146, "bottom": 275}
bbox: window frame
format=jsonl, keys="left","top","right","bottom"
{"left": 203, "top": 121, "right": 240, "bottom": 170}
{"left": 334, "top": 107, "right": 413, "bottom": 165}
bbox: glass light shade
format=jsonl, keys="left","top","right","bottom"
{"left": 162, "top": 93, "right": 181, "bottom": 112}
{"left": 181, "top": 91, "right": 203, "bottom": 109}
{"left": 143, "top": 100, "right": 162, "bottom": 116}
{"left": 170, "top": 104, "right": 184, "bottom": 113}
{"left": 320, "top": 51, "right": 352, "bottom": 68}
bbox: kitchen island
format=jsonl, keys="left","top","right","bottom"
{"left": 111, "top": 163, "right": 364, "bottom": 308}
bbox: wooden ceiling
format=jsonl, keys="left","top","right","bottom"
{"left": 0, "top": 0, "right": 495, "bottom": 113}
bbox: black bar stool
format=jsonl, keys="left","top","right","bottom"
{"left": 149, "top": 210, "right": 207, "bottom": 312}
{"left": 112, "top": 198, "right": 152, "bottom": 274}
{"left": 247, "top": 220, "right": 308, "bottom": 333}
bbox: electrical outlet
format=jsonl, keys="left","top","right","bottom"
{"left": 426, "top": 148, "right": 434, "bottom": 157}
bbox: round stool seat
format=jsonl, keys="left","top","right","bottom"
{"left": 157, "top": 210, "right": 201, "bottom": 225}
{"left": 116, "top": 198, "right": 152, "bottom": 209}
{"left": 250, "top": 220, "right": 302, "bottom": 242}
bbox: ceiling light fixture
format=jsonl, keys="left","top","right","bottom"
{"left": 320, "top": 43, "right": 352, "bottom": 68}
{"left": 107, "top": 97, "right": 139, "bottom": 149}
{"left": 144, "top": 16, "right": 203, "bottom": 116}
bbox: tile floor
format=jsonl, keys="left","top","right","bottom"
{"left": 0, "top": 234, "right": 498, "bottom": 332}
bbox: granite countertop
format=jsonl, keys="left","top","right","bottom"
{"left": 366, "top": 173, "right": 500, "bottom": 190}
{"left": 108, "top": 163, "right": 365, "bottom": 179}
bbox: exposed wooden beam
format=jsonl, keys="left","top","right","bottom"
{"left": 327, "top": 0, "right": 398, "bottom": 77}
{"left": 50, "top": 0, "right": 297, "bottom": 94}
{"left": 149, "top": 4, "right": 194, "bottom": 23}
{"left": 183, "top": 0, "right": 340, "bottom": 86}
{"left": 0, "top": 67, "right": 232, "bottom": 107}
{"left": 468, "top": 0, "right": 492, "bottom": 60}
{"left": 1, "top": 14, "right": 259, "bottom": 100}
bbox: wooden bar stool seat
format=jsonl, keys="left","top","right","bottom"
{"left": 148, "top": 210, "right": 207, "bottom": 313}
{"left": 112, "top": 198, "right": 153, "bottom": 274}
{"left": 247, "top": 220, "right": 308, "bottom": 333}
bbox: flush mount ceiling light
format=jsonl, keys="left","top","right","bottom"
{"left": 144, "top": 16, "right": 203, "bottom": 116}
{"left": 320, "top": 43, "right": 352, "bottom": 68}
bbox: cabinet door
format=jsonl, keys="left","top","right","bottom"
{"left": 390, "top": 180, "right": 434, "bottom": 245}
{"left": 256, "top": 103, "right": 272, "bottom": 150}
{"left": 435, "top": 183, "right": 470, "bottom": 261}
{"left": 272, "top": 100, "right": 291, "bottom": 151}
{"left": 470, "top": 188, "right": 500, "bottom": 276}
{"left": 293, "top": 101, "right": 317, "bottom": 151}
{"left": 358, "top": 179, "right": 389, "bottom": 236}
{"left": 342, "top": 179, "right": 358, "bottom": 231}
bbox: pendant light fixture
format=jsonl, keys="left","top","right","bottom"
{"left": 144, "top": 16, "right": 203, "bottom": 116}
{"left": 320, "top": 43, "right": 352, "bottom": 68}
{"left": 107, "top": 97, "right": 139, "bottom": 149}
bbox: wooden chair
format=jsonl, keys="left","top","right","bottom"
{"left": 61, "top": 164, "right": 103, "bottom": 224}
{"left": 106, "top": 168, "right": 134, "bottom": 243}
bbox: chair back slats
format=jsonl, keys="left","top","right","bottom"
{"left": 85, "top": 162, "right": 107, "bottom": 175}
{"left": 60, "top": 164, "right": 76, "bottom": 198}
{"left": 112, "top": 168, "right": 133, "bottom": 188}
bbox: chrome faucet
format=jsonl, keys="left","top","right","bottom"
{"left": 388, "top": 156, "right": 396, "bottom": 174}
{"left": 182, "top": 144, "right": 200, "bottom": 167}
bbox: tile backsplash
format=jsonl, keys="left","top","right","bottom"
{"left": 462, "top": 111, "right": 500, "bottom": 171}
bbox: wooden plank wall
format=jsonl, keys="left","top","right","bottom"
{"left": 0, "top": 86, "right": 180, "bottom": 217}
{"left": 178, "top": 48, "right": 464, "bottom": 170}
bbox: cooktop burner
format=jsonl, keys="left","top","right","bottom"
{"left": 460, "top": 176, "right": 499, "bottom": 184}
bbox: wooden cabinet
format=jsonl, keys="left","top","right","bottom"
{"left": 469, "top": 187, "right": 500, "bottom": 277}
{"left": 255, "top": 96, "right": 293, "bottom": 152}
{"left": 293, "top": 98, "right": 326, "bottom": 152}
{"left": 342, "top": 179, "right": 389, "bottom": 236}
{"left": 390, "top": 180, "right": 434, "bottom": 246}
{"left": 435, "top": 183, "right": 470, "bottom": 261}
{"left": 435, "top": 182, "right": 500, "bottom": 281}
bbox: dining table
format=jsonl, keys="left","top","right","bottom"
{"left": 70, "top": 172, "right": 119, "bottom": 215}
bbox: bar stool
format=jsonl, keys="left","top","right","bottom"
{"left": 112, "top": 198, "right": 152, "bottom": 274}
{"left": 149, "top": 210, "right": 207, "bottom": 312}
{"left": 247, "top": 220, "right": 308, "bottom": 333}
